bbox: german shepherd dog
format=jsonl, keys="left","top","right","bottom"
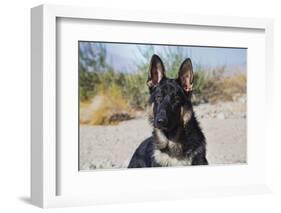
{"left": 128, "top": 54, "right": 208, "bottom": 168}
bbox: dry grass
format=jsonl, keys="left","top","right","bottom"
{"left": 80, "top": 72, "right": 246, "bottom": 125}
{"left": 203, "top": 74, "right": 246, "bottom": 103}
{"left": 80, "top": 84, "right": 132, "bottom": 125}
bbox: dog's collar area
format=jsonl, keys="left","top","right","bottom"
{"left": 153, "top": 128, "right": 185, "bottom": 156}
{"left": 154, "top": 127, "right": 182, "bottom": 143}
{"left": 160, "top": 126, "right": 184, "bottom": 140}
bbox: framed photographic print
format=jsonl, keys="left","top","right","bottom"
{"left": 31, "top": 4, "right": 274, "bottom": 208}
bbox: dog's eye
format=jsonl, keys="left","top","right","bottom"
{"left": 175, "top": 96, "right": 181, "bottom": 102}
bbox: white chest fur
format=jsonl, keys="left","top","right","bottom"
{"left": 153, "top": 149, "right": 192, "bottom": 166}
{"left": 153, "top": 128, "right": 193, "bottom": 166}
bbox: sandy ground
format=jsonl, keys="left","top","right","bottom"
{"left": 79, "top": 116, "right": 246, "bottom": 170}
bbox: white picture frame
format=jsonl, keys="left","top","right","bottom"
{"left": 31, "top": 4, "right": 274, "bottom": 208}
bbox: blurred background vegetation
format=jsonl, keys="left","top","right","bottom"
{"left": 79, "top": 42, "right": 246, "bottom": 125}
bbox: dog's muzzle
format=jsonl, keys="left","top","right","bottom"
{"left": 156, "top": 110, "right": 168, "bottom": 129}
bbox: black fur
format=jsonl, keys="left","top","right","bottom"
{"left": 128, "top": 55, "right": 208, "bottom": 168}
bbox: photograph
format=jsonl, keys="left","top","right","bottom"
{"left": 79, "top": 41, "right": 247, "bottom": 170}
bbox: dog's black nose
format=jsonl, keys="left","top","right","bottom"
{"left": 157, "top": 118, "right": 167, "bottom": 127}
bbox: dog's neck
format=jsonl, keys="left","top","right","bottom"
{"left": 153, "top": 127, "right": 183, "bottom": 149}
{"left": 162, "top": 126, "right": 183, "bottom": 140}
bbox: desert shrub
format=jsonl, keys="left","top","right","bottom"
{"left": 191, "top": 69, "right": 210, "bottom": 104}
{"left": 80, "top": 83, "right": 131, "bottom": 125}
{"left": 223, "top": 74, "right": 246, "bottom": 94}
{"left": 202, "top": 73, "right": 246, "bottom": 103}
{"left": 79, "top": 71, "right": 101, "bottom": 101}
{"left": 79, "top": 41, "right": 246, "bottom": 115}
{"left": 122, "top": 70, "right": 148, "bottom": 110}
{"left": 193, "top": 69, "right": 209, "bottom": 94}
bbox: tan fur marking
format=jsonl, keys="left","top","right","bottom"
{"left": 167, "top": 140, "right": 183, "bottom": 157}
{"left": 153, "top": 149, "right": 192, "bottom": 166}
{"left": 181, "top": 107, "right": 192, "bottom": 125}
{"left": 152, "top": 128, "right": 202, "bottom": 166}
{"left": 154, "top": 128, "right": 168, "bottom": 149}
{"left": 146, "top": 80, "right": 153, "bottom": 88}
{"left": 154, "top": 128, "right": 184, "bottom": 153}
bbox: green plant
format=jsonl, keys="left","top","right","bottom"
{"left": 193, "top": 69, "right": 209, "bottom": 95}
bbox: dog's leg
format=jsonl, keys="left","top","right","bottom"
{"left": 192, "top": 153, "right": 208, "bottom": 165}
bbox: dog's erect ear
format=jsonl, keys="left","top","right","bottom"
{"left": 147, "top": 54, "right": 165, "bottom": 88}
{"left": 178, "top": 58, "right": 193, "bottom": 92}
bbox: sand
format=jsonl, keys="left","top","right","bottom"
{"left": 79, "top": 117, "right": 246, "bottom": 170}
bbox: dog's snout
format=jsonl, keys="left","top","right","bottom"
{"left": 156, "top": 110, "right": 168, "bottom": 127}
{"left": 157, "top": 117, "right": 167, "bottom": 125}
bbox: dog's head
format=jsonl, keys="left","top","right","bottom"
{"left": 147, "top": 54, "right": 194, "bottom": 133}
